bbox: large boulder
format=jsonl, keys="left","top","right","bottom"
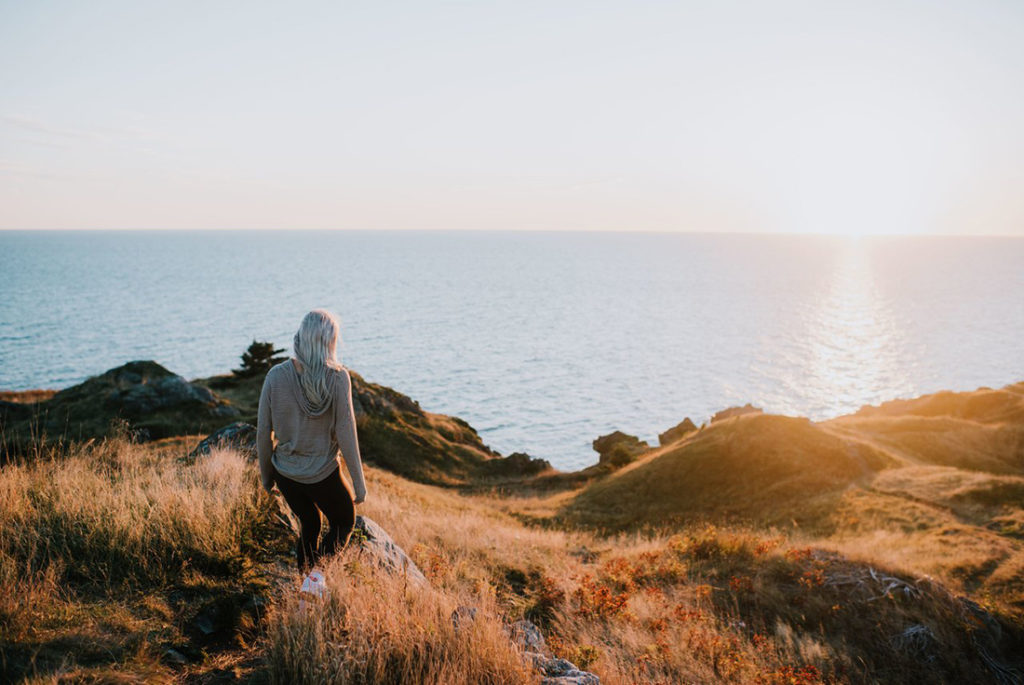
{"left": 592, "top": 431, "right": 649, "bottom": 469}
{"left": 188, "top": 421, "right": 256, "bottom": 459}
{"left": 349, "top": 375, "right": 423, "bottom": 419}
{"left": 351, "top": 515, "right": 428, "bottom": 586}
{"left": 658, "top": 417, "right": 697, "bottom": 445}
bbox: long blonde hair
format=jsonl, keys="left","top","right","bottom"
{"left": 292, "top": 309, "right": 343, "bottom": 415}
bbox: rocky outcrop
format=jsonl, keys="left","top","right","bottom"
{"left": 1, "top": 361, "right": 240, "bottom": 450}
{"left": 344, "top": 371, "right": 505, "bottom": 486}
{"left": 349, "top": 375, "right": 423, "bottom": 418}
{"left": 188, "top": 421, "right": 256, "bottom": 459}
{"left": 509, "top": 619, "right": 600, "bottom": 684}
{"left": 710, "top": 403, "right": 762, "bottom": 423}
{"left": 98, "top": 362, "right": 221, "bottom": 415}
{"left": 658, "top": 417, "right": 697, "bottom": 445}
{"left": 449, "top": 612, "right": 600, "bottom": 684}
{"left": 592, "top": 431, "right": 649, "bottom": 469}
{"left": 479, "top": 451, "right": 552, "bottom": 478}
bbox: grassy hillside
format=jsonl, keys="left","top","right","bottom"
{"left": 556, "top": 381, "right": 1024, "bottom": 625}
{"left": 562, "top": 414, "right": 894, "bottom": 532}
{"left": 4, "top": 376, "right": 1024, "bottom": 682}
{"left": 3, "top": 426, "right": 1023, "bottom": 683}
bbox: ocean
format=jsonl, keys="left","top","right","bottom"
{"left": 1, "top": 230, "right": 1021, "bottom": 470}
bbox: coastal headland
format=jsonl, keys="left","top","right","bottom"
{"left": 2, "top": 362, "right": 1022, "bottom": 683}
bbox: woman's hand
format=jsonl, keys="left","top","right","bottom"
{"left": 354, "top": 491, "right": 366, "bottom": 505}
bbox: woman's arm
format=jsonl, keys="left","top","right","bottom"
{"left": 256, "top": 374, "right": 275, "bottom": 493}
{"left": 334, "top": 368, "right": 367, "bottom": 503}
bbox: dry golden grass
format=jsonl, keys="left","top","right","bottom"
{"left": 265, "top": 553, "right": 536, "bottom": 684}
{"left": 0, "top": 389, "right": 57, "bottom": 404}
{"left": 825, "top": 414, "right": 1024, "bottom": 473}
{"left": 0, "top": 431, "right": 285, "bottom": 682}
{"left": 5, "top": 379, "right": 1024, "bottom": 685}
{"left": 560, "top": 413, "right": 893, "bottom": 532}
{"left": 546, "top": 382, "right": 1024, "bottom": 629}
{"left": 0, "top": 439, "right": 275, "bottom": 589}
{"left": 335, "top": 466, "right": 1023, "bottom": 684}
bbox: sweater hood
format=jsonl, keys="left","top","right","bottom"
{"left": 282, "top": 360, "right": 338, "bottom": 418}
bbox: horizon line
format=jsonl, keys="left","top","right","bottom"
{"left": 2, "top": 226, "right": 1023, "bottom": 238}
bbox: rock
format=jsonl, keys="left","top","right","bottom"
{"left": 2, "top": 360, "right": 240, "bottom": 449}
{"left": 211, "top": 404, "right": 242, "bottom": 418}
{"left": 542, "top": 671, "right": 600, "bottom": 685}
{"left": 543, "top": 658, "right": 579, "bottom": 676}
{"left": 592, "top": 431, "right": 648, "bottom": 468}
{"left": 111, "top": 373, "right": 216, "bottom": 415}
{"left": 509, "top": 619, "right": 547, "bottom": 652}
{"left": 658, "top": 417, "right": 697, "bottom": 445}
{"left": 163, "top": 648, "right": 189, "bottom": 666}
{"left": 451, "top": 605, "right": 478, "bottom": 631}
{"left": 189, "top": 421, "right": 257, "bottom": 459}
{"left": 480, "top": 451, "right": 552, "bottom": 477}
{"left": 522, "top": 651, "right": 548, "bottom": 669}
{"left": 350, "top": 375, "right": 423, "bottom": 418}
{"left": 710, "top": 403, "right": 762, "bottom": 423}
{"left": 352, "top": 516, "right": 428, "bottom": 586}
{"left": 193, "top": 613, "right": 216, "bottom": 636}
{"left": 535, "top": 654, "right": 601, "bottom": 684}
{"left": 509, "top": 619, "right": 601, "bottom": 684}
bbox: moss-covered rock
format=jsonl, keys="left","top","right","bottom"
{"left": 1, "top": 361, "right": 239, "bottom": 453}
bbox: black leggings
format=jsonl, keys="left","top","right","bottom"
{"left": 273, "top": 466, "right": 355, "bottom": 573}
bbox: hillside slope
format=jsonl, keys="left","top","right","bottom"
{"left": 558, "top": 381, "right": 1024, "bottom": 620}
{"left": 0, "top": 361, "right": 549, "bottom": 486}
{"left": 562, "top": 413, "right": 895, "bottom": 531}
{"left": 4, "top": 433, "right": 1022, "bottom": 684}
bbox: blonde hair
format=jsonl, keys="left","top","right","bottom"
{"left": 292, "top": 309, "right": 343, "bottom": 415}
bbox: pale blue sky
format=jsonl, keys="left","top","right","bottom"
{"left": 2, "top": 1, "right": 1022, "bottom": 234}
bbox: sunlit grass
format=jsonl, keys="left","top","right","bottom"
{"left": 0, "top": 430, "right": 284, "bottom": 682}
{"left": 3, "top": 403, "right": 1023, "bottom": 684}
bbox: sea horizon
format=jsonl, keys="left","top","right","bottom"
{"left": 3, "top": 229, "right": 1022, "bottom": 470}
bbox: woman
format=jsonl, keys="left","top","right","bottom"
{"left": 256, "top": 309, "right": 367, "bottom": 574}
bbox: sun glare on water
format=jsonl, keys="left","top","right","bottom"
{"left": 803, "top": 238, "right": 918, "bottom": 414}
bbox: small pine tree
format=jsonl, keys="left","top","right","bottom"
{"left": 233, "top": 340, "right": 286, "bottom": 378}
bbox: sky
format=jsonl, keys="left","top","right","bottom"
{"left": 1, "top": 1, "right": 1022, "bottom": 235}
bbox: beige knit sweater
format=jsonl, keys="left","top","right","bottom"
{"left": 256, "top": 359, "right": 367, "bottom": 500}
